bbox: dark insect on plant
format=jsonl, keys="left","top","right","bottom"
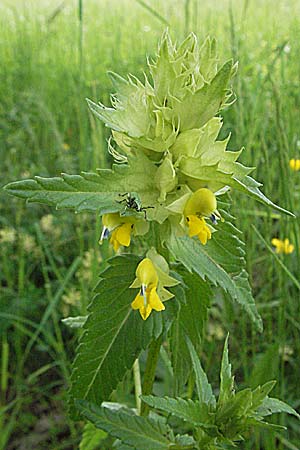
{"left": 117, "top": 192, "right": 154, "bottom": 219}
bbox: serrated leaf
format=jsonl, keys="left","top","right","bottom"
{"left": 250, "top": 381, "right": 277, "bottom": 412}
{"left": 166, "top": 212, "right": 263, "bottom": 331}
{"left": 3, "top": 153, "right": 158, "bottom": 214}
{"left": 257, "top": 397, "right": 300, "bottom": 419}
{"left": 218, "top": 335, "right": 234, "bottom": 407}
{"left": 141, "top": 395, "right": 213, "bottom": 430}
{"left": 170, "top": 267, "right": 212, "bottom": 391}
{"left": 79, "top": 422, "right": 107, "bottom": 450}
{"left": 76, "top": 400, "right": 175, "bottom": 450}
{"left": 69, "top": 255, "right": 180, "bottom": 419}
{"left": 186, "top": 338, "right": 216, "bottom": 408}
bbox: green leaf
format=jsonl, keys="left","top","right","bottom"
{"left": 141, "top": 395, "right": 213, "bottom": 429}
{"left": 257, "top": 397, "right": 300, "bottom": 419}
{"left": 250, "top": 381, "right": 277, "bottom": 412}
{"left": 79, "top": 422, "right": 107, "bottom": 450}
{"left": 3, "top": 153, "right": 158, "bottom": 214}
{"left": 169, "top": 267, "right": 212, "bottom": 391}
{"left": 218, "top": 335, "right": 234, "bottom": 407}
{"left": 166, "top": 211, "right": 263, "bottom": 331}
{"left": 186, "top": 338, "right": 216, "bottom": 408}
{"left": 69, "top": 255, "right": 180, "bottom": 418}
{"left": 76, "top": 400, "right": 175, "bottom": 450}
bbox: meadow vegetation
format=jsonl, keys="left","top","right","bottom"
{"left": 0, "top": 0, "right": 300, "bottom": 448}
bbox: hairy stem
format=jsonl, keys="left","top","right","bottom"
{"left": 133, "top": 358, "right": 142, "bottom": 415}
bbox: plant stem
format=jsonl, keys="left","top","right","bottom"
{"left": 133, "top": 358, "right": 142, "bottom": 415}
{"left": 140, "top": 334, "right": 163, "bottom": 416}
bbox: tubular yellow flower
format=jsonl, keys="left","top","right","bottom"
{"left": 184, "top": 188, "right": 217, "bottom": 218}
{"left": 100, "top": 213, "right": 135, "bottom": 252}
{"left": 131, "top": 258, "right": 165, "bottom": 320}
{"left": 183, "top": 188, "right": 218, "bottom": 245}
{"left": 271, "top": 238, "right": 294, "bottom": 255}
{"left": 110, "top": 222, "right": 133, "bottom": 252}
{"left": 186, "top": 215, "right": 212, "bottom": 245}
{"left": 289, "top": 159, "right": 300, "bottom": 171}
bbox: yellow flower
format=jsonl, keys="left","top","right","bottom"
{"left": 289, "top": 159, "right": 300, "bottom": 171}
{"left": 186, "top": 215, "right": 212, "bottom": 245}
{"left": 100, "top": 213, "right": 134, "bottom": 252}
{"left": 62, "top": 143, "right": 70, "bottom": 151}
{"left": 184, "top": 188, "right": 217, "bottom": 218}
{"left": 271, "top": 238, "right": 294, "bottom": 255}
{"left": 110, "top": 222, "right": 133, "bottom": 252}
{"left": 131, "top": 258, "right": 165, "bottom": 320}
{"left": 100, "top": 212, "right": 149, "bottom": 252}
{"left": 0, "top": 227, "right": 16, "bottom": 244}
{"left": 183, "top": 188, "right": 220, "bottom": 245}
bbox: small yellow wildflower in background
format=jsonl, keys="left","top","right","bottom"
{"left": 0, "top": 227, "right": 16, "bottom": 244}
{"left": 289, "top": 159, "right": 300, "bottom": 171}
{"left": 62, "top": 143, "right": 70, "bottom": 151}
{"left": 40, "top": 214, "right": 62, "bottom": 239}
{"left": 76, "top": 249, "right": 102, "bottom": 282}
{"left": 271, "top": 238, "right": 294, "bottom": 254}
{"left": 61, "top": 288, "right": 81, "bottom": 317}
{"left": 20, "top": 233, "right": 41, "bottom": 258}
{"left": 279, "top": 345, "right": 294, "bottom": 362}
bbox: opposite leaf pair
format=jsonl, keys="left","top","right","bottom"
{"left": 76, "top": 337, "right": 299, "bottom": 449}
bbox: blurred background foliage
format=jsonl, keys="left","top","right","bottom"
{"left": 0, "top": 0, "right": 299, "bottom": 448}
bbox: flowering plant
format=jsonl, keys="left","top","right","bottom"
{"left": 4, "top": 31, "right": 298, "bottom": 448}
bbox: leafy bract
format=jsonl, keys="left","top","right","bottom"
{"left": 76, "top": 400, "right": 175, "bottom": 450}
{"left": 69, "top": 255, "right": 181, "bottom": 419}
{"left": 172, "top": 116, "right": 293, "bottom": 216}
{"left": 166, "top": 60, "right": 234, "bottom": 131}
{"left": 166, "top": 210, "right": 263, "bottom": 331}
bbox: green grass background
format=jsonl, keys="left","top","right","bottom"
{"left": 0, "top": 0, "right": 300, "bottom": 448}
